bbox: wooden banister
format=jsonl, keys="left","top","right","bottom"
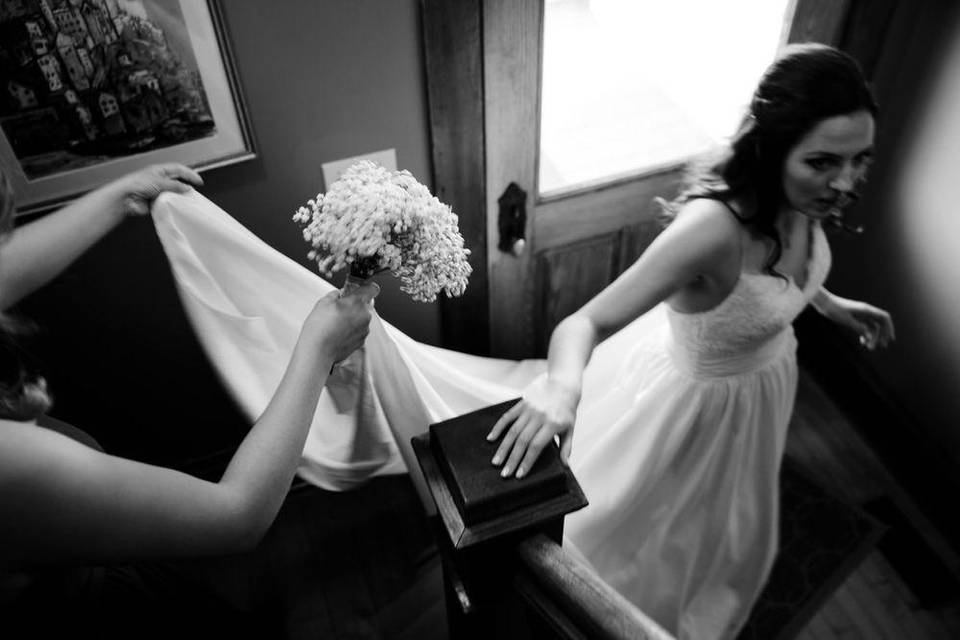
{"left": 412, "top": 428, "right": 676, "bottom": 639}
{"left": 515, "top": 534, "right": 674, "bottom": 640}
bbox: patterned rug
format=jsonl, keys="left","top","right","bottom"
{"left": 737, "top": 460, "right": 886, "bottom": 640}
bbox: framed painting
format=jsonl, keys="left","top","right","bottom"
{"left": 0, "top": 0, "right": 255, "bottom": 215}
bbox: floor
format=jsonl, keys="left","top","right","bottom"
{"left": 786, "top": 371, "right": 960, "bottom": 639}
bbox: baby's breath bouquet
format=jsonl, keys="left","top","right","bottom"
{"left": 293, "top": 161, "right": 471, "bottom": 302}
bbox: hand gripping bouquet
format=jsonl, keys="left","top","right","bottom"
{"left": 293, "top": 161, "right": 471, "bottom": 507}
{"left": 293, "top": 160, "right": 471, "bottom": 300}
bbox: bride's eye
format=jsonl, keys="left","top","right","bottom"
{"left": 805, "top": 157, "right": 834, "bottom": 172}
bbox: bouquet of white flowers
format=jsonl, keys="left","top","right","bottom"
{"left": 293, "top": 161, "right": 471, "bottom": 302}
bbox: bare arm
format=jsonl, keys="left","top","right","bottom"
{"left": 0, "top": 164, "right": 202, "bottom": 310}
{"left": 812, "top": 286, "right": 895, "bottom": 350}
{"left": 489, "top": 200, "right": 741, "bottom": 477}
{"left": 0, "top": 285, "right": 378, "bottom": 569}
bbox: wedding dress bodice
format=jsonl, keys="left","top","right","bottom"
{"left": 665, "top": 222, "right": 831, "bottom": 377}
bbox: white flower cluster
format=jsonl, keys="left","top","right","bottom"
{"left": 293, "top": 160, "right": 472, "bottom": 302}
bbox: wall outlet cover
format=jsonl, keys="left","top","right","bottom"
{"left": 321, "top": 149, "right": 397, "bottom": 190}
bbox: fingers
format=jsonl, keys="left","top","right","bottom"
{"left": 159, "top": 163, "right": 204, "bottom": 188}
{"left": 487, "top": 402, "right": 522, "bottom": 442}
{"left": 490, "top": 407, "right": 567, "bottom": 478}
{"left": 347, "top": 281, "right": 380, "bottom": 304}
{"left": 500, "top": 418, "right": 541, "bottom": 478}
{"left": 346, "top": 324, "right": 370, "bottom": 353}
{"left": 559, "top": 431, "right": 573, "bottom": 466}
{"left": 515, "top": 428, "right": 556, "bottom": 478}
{"left": 491, "top": 409, "right": 531, "bottom": 469}
{"left": 881, "top": 312, "right": 896, "bottom": 344}
{"left": 157, "top": 178, "right": 193, "bottom": 195}
{"left": 854, "top": 306, "right": 895, "bottom": 350}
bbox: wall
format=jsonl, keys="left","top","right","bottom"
{"left": 895, "top": 15, "right": 960, "bottom": 468}
{"left": 805, "top": 3, "right": 960, "bottom": 483}
{"left": 18, "top": 0, "right": 437, "bottom": 467}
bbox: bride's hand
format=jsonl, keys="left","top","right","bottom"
{"left": 822, "top": 294, "right": 895, "bottom": 350}
{"left": 487, "top": 376, "right": 581, "bottom": 479}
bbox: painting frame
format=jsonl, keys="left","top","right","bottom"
{"left": 1, "top": 0, "right": 255, "bottom": 216}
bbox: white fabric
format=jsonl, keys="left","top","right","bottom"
{"left": 151, "top": 191, "right": 830, "bottom": 640}
{"left": 564, "top": 221, "right": 831, "bottom": 639}
{"left": 151, "top": 190, "right": 544, "bottom": 498}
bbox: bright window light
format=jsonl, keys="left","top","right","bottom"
{"left": 539, "top": 0, "right": 793, "bottom": 197}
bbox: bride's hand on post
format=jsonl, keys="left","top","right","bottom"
{"left": 487, "top": 377, "right": 581, "bottom": 479}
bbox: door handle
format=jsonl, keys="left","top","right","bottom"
{"left": 497, "top": 182, "right": 527, "bottom": 257}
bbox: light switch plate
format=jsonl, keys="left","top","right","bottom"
{"left": 321, "top": 149, "right": 397, "bottom": 190}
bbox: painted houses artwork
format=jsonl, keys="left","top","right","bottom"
{"left": 0, "top": 0, "right": 253, "bottom": 213}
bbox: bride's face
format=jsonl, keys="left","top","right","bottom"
{"left": 781, "top": 110, "right": 876, "bottom": 220}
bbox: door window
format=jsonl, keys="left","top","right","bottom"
{"left": 539, "top": 0, "right": 793, "bottom": 198}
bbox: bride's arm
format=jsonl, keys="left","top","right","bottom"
{"left": 488, "top": 199, "right": 741, "bottom": 478}
{"left": 811, "top": 286, "right": 895, "bottom": 350}
{"left": 0, "top": 164, "right": 201, "bottom": 310}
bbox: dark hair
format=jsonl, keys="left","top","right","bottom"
{"left": 0, "top": 314, "right": 52, "bottom": 421}
{"left": 662, "top": 43, "right": 879, "bottom": 276}
{"left": 0, "top": 165, "right": 52, "bottom": 421}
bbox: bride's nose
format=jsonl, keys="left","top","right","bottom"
{"left": 828, "top": 163, "right": 857, "bottom": 193}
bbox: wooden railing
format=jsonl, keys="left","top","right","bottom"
{"left": 412, "top": 433, "right": 674, "bottom": 640}
{"left": 514, "top": 534, "right": 673, "bottom": 640}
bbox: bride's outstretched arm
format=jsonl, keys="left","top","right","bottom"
{"left": 0, "top": 164, "right": 201, "bottom": 310}
{"left": 812, "top": 287, "right": 895, "bottom": 350}
{"left": 488, "top": 199, "right": 741, "bottom": 479}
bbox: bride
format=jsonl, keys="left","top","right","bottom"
{"left": 152, "top": 44, "right": 893, "bottom": 640}
{"left": 487, "top": 43, "right": 893, "bottom": 638}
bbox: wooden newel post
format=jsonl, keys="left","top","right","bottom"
{"left": 411, "top": 399, "right": 588, "bottom": 640}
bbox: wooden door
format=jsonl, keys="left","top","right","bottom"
{"left": 483, "top": 0, "right": 685, "bottom": 357}
{"left": 424, "top": 0, "right": 849, "bottom": 359}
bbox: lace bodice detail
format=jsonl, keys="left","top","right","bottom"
{"left": 666, "top": 221, "right": 831, "bottom": 376}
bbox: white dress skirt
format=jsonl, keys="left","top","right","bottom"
{"left": 151, "top": 191, "right": 831, "bottom": 640}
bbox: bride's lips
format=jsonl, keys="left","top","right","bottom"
{"left": 816, "top": 191, "right": 859, "bottom": 212}
{"left": 801, "top": 198, "right": 837, "bottom": 219}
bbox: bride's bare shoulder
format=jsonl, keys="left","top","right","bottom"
{"left": 673, "top": 198, "right": 742, "bottom": 230}
{"left": 665, "top": 198, "right": 743, "bottom": 261}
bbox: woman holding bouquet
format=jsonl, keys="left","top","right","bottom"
{"left": 489, "top": 43, "right": 895, "bottom": 639}
{"left": 0, "top": 164, "right": 379, "bottom": 635}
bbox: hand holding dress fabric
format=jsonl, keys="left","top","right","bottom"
{"left": 104, "top": 163, "right": 204, "bottom": 217}
{"left": 488, "top": 375, "right": 581, "bottom": 478}
{"left": 0, "top": 164, "right": 204, "bottom": 311}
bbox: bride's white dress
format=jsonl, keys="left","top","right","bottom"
{"left": 151, "top": 191, "right": 830, "bottom": 640}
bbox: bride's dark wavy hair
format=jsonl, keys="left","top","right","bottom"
{"left": 0, "top": 165, "right": 52, "bottom": 421}
{"left": 660, "top": 43, "right": 879, "bottom": 277}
